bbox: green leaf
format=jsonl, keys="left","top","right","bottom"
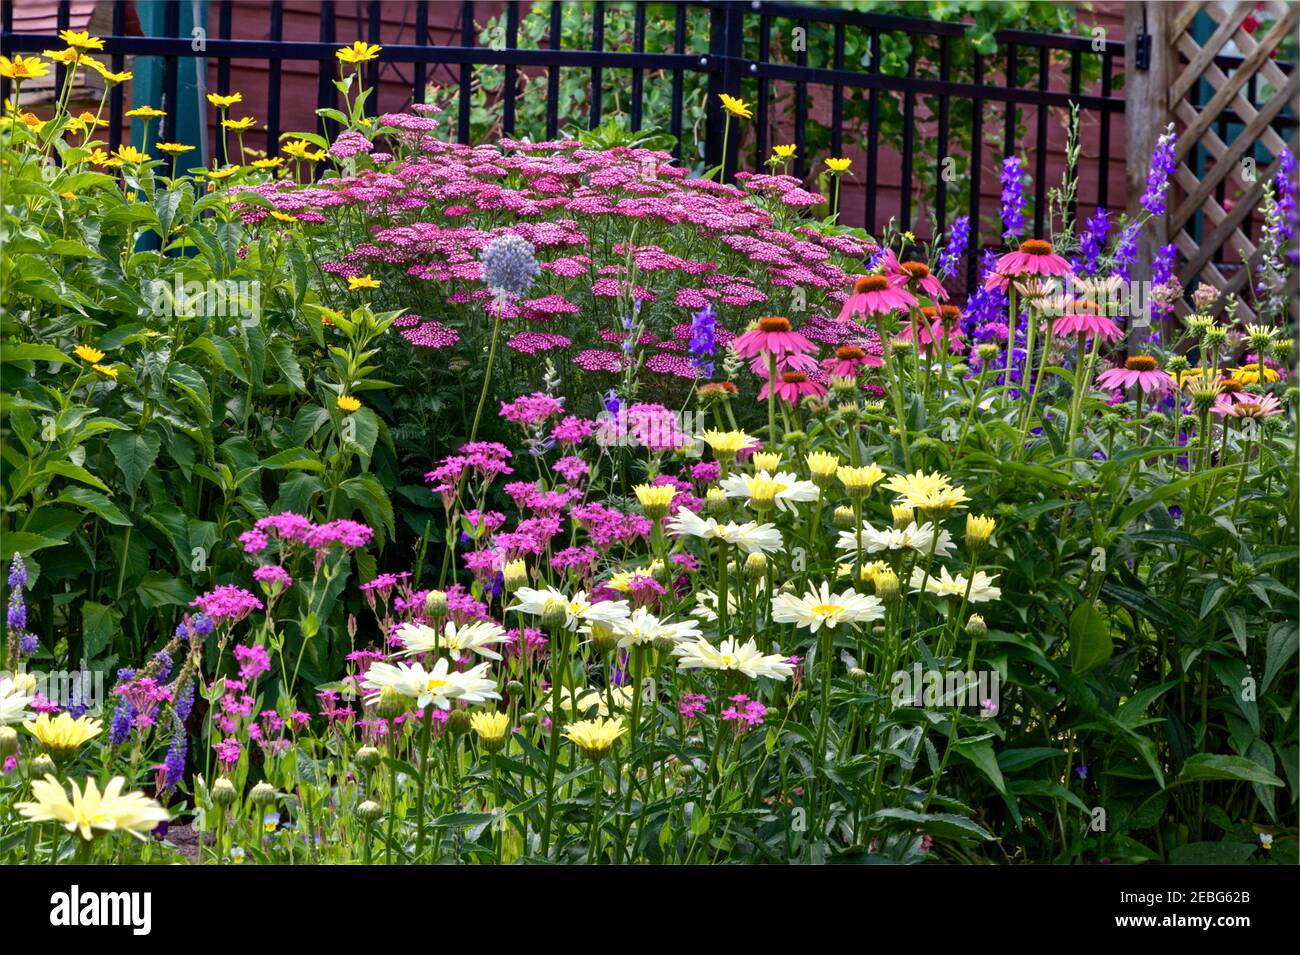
{"left": 107, "top": 430, "right": 162, "bottom": 499}
{"left": 57, "top": 486, "right": 132, "bottom": 526}
{"left": 81, "top": 600, "right": 121, "bottom": 659}
{"left": 1, "top": 343, "right": 73, "bottom": 365}
{"left": 0, "top": 532, "right": 62, "bottom": 559}
{"left": 1177, "top": 754, "right": 1283, "bottom": 787}
{"left": 1069, "top": 600, "right": 1112, "bottom": 674}
{"left": 954, "top": 738, "right": 1006, "bottom": 794}
{"left": 260, "top": 447, "right": 324, "bottom": 472}
{"left": 870, "top": 807, "right": 993, "bottom": 842}
{"left": 1168, "top": 841, "right": 1258, "bottom": 865}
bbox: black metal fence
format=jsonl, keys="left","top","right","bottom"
{"left": 3, "top": 0, "right": 1134, "bottom": 293}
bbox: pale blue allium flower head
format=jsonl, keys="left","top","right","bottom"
{"left": 480, "top": 234, "right": 540, "bottom": 297}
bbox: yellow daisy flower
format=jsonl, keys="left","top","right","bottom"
{"left": 337, "top": 395, "right": 362, "bottom": 413}
{"left": 337, "top": 41, "right": 383, "bottom": 65}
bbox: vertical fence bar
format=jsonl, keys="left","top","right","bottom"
{"left": 900, "top": 40, "right": 917, "bottom": 234}
{"left": 266, "top": 1, "right": 284, "bottom": 155}
{"left": 503, "top": 1, "right": 519, "bottom": 136}
{"left": 864, "top": 29, "right": 881, "bottom": 233}
{"left": 413, "top": 0, "right": 429, "bottom": 104}
{"left": 630, "top": 2, "right": 645, "bottom": 132}
{"left": 317, "top": 2, "right": 338, "bottom": 145}
{"left": 1033, "top": 46, "right": 1048, "bottom": 237}
{"left": 54, "top": 1, "right": 70, "bottom": 123}
{"left": 162, "top": 1, "right": 180, "bottom": 143}
{"left": 367, "top": 0, "right": 382, "bottom": 116}
{"left": 589, "top": 0, "right": 604, "bottom": 130}
{"left": 1003, "top": 42, "right": 1017, "bottom": 164}
{"left": 458, "top": 1, "right": 474, "bottom": 143}
{"left": 1068, "top": 47, "right": 1081, "bottom": 228}
{"left": 546, "top": 0, "right": 561, "bottom": 140}
{"left": 1098, "top": 52, "right": 1112, "bottom": 212}
{"left": 794, "top": 16, "right": 809, "bottom": 180}
{"left": 967, "top": 52, "right": 985, "bottom": 293}
{"left": 670, "top": 2, "right": 685, "bottom": 161}
{"left": 830, "top": 22, "right": 844, "bottom": 161}
{"left": 935, "top": 34, "right": 950, "bottom": 241}
{"left": 109, "top": 0, "right": 126, "bottom": 150}
{"left": 218, "top": 1, "right": 233, "bottom": 97}
{"left": 755, "top": 11, "right": 769, "bottom": 169}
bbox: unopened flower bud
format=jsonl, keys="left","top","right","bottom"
{"left": 31, "top": 754, "right": 55, "bottom": 777}
{"left": 589, "top": 622, "right": 619, "bottom": 654}
{"left": 950, "top": 363, "right": 969, "bottom": 379}
{"left": 0, "top": 726, "right": 17, "bottom": 759}
{"left": 424, "top": 589, "right": 448, "bottom": 617}
{"left": 519, "top": 712, "right": 539, "bottom": 729}
{"left": 891, "top": 504, "right": 914, "bottom": 529}
{"left": 211, "top": 777, "right": 238, "bottom": 806}
{"left": 833, "top": 505, "right": 857, "bottom": 530}
{"left": 357, "top": 799, "right": 383, "bottom": 823}
{"left": 503, "top": 559, "right": 528, "bottom": 593}
{"left": 743, "top": 552, "right": 767, "bottom": 581}
{"left": 848, "top": 667, "right": 867, "bottom": 684}
{"left": 976, "top": 343, "right": 1000, "bottom": 363}
{"left": 376, "top": 686, "right": 407, "bottom": 721}
{"left": 249, "top": 781, "right": 276, "bottom": 806}
{"left": 506, "top": 680, "right": 525, "bottom": 697}
{"left": 542, "top": 597, "right": 568, "bottom": 629}
{"left": 446, "top": 708, "right": 472, "bottom": 736}
{"left": 354, "top": 745, "right": 381, "bottom": 770}
{"left": 965, "top": 614, "right": 988, "bottom": 638}
{"left": 706, "top": 487, "right": 728, "bottom": 515}
{"left": 873, "top": 569, "right": 900, "bottom": 600}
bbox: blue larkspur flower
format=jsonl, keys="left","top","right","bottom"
{"left": 936, "top": 215, "right": 970, "bottom": 278}
{"left": 689, "top": 303, "right": 717, "bottom": 378}
{"left": 1000, "top": 157, "right": 1027, "bottom": 243}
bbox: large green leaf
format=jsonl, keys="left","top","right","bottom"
{"left": 1069, "top": 600, "right": 1112, "bottom": 674}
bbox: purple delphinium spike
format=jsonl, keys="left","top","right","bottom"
{"left": 1000, "top": 157, "right": 1027, "bottom": 244}
{"left": 936, "top": 215, "right": 970, "bottom": 279}
{"left": 1140, "top": 124, "right": 1178, "bottom": 217}
{"left": 688, "top": 303, "right": 717, "bottom": 378}
{"left": 1073, "top": 208, "right": 1109, "bottom": 276}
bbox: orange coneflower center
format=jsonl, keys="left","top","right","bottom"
{"left": 836, "top": 345, "right": 865, "bottom": 361}
{"left": 1020, "top": 239, "right": 1054, "bottom": 256}
{"left": 938, "top": 305, "right": 961, "bottom": 320}
{"left": 854, "top": 275, "right": 890, "bottom": 293}
{"left": 758, "top": 316, "right": 791, "bottom": 333}
{"left": 1218, "top": 378, "right": 1244, "bottom": 394}
{"left": 1070, "top": 299, "right": 1101, "bottom": 314}
{"left": 901, "top": 261, "right": 930, "bottom": 279}
{"left": 1124, "top": 356, "right": 1158, "bottom": 371}
{"left": 781, "top": 372, "right": 808, "bottom": 384}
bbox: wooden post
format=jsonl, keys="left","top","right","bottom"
{"left": 1124, "top": 2, "right": 1171, "bottom": 350}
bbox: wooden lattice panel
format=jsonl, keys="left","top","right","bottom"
{"left": 1166, "top": 0, "right": 1299, "bottom": 321}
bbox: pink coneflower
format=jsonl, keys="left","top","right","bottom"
{"left": 731, "top": 316, "right": 815, "bottom": 359}
{"left": 1212, "top": 392, "right": 1282, "bottom": 418}
{"left": 837, "top": 275, "right": 918, "bottom": 320}
{"left": 1048, "top": 299, "right": 1123, "bottom": 342}
{"left": 1095, "top": 355, "right": 1175, "bottom": 397}
{"left": 822, "top": 344, "right": 880, "bottom": 377}
{"left": 984, "top": 239, "right": 1073, "bottom": 290}
{"left": 898, "top": 305, "right": 965, "bottom": 353}
{"left": 759, "top": 370, "right": 828, "bottom": 404}
{"left": 899, "top": 260, "right": 949, "bottom": 302}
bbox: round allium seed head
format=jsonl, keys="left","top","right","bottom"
{"left": 480, "top": 234, "right": 540, "bottom": 297}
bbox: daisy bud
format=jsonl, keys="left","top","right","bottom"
{"left": 634, "top": 483, "right": 677, "bottom": 521}
{"left": 212, "top": 777, "right": 238, "bottom": 806}
{"left": 249, "top": 781, "right": 276, "bottom": 806}
{"left": 542, "top": 597, "right": 568, "bottom": 629}
{"left": 506, "top": 680, "right": 525, "bottom": 697}
{"left": 354, "top": 745, "right": 381, "bottom": 770}
{"left": 376, "top": 686, "right": 407, "bottom": 721}
{"left": 950, "top": 363, "right": 969, "bottom": 379}
{"left": 833, "top": 506, "right": 856, "bottom": 530}
{"left": 706, "top": 487, "right": 728, "bottom": 515}
{"left": 891, "top": 504, "right": 914, "bottom": 529}
{"left": 650, "top": 559, "right": 670, "bottom": 584}
{"left": 752, "top": 451, "right": 781, "bottom": 472}
{"left": 976, "top": 343, "right": 1000, "bottom": 363}
{"left": 424, "top": 589, "right": 448, "bottom": 617}
{"left": 873, "top": 569, "right": 900, "bottom": 601}
{"left": 446, "top": 708, "right": 472, "bottom": 736}
{"left": 966, "top": 514, "right": 996, "bottom": 551}
{"left": 806, "top": 451, "right": 840, "bottom": 489}
{"left": 744, "top": 552, "right": 767, "bottom": 581}
{"left": 520, "top": 712, "right": 539, "bottom": 729}
{"left": 589, "top": 622, "right": 619, "bottom": 654}
{"left": 892, "top": 338, "right": 914, "bottom": 358}
{"left": 966, "top": 614, "right": 988, "bottom": 638}
{"left": 503, "top": 559, "right": 528, "bottom": 593}
{"left": 32, "top": 754, "right": 55, "bottom": 777}
{"left": 653, "top": 634, "right": 676, "bottom": 653}
{"left": 871, "top": 624, "right": 887, "bottom": 638}
{"left": 357, "top": 799, "right": 383, "bottom": 823}
{"left": 0, "top": 726, "right": 17, "bottom": 759}
{"left": 848, "top": 667, "right": 868, "bottom": 683}
{"left": 784, "top": 430, "right": 807, "bottom": 445}
{"left": 679, "top": 762, "right": 695, "bottom": 778}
